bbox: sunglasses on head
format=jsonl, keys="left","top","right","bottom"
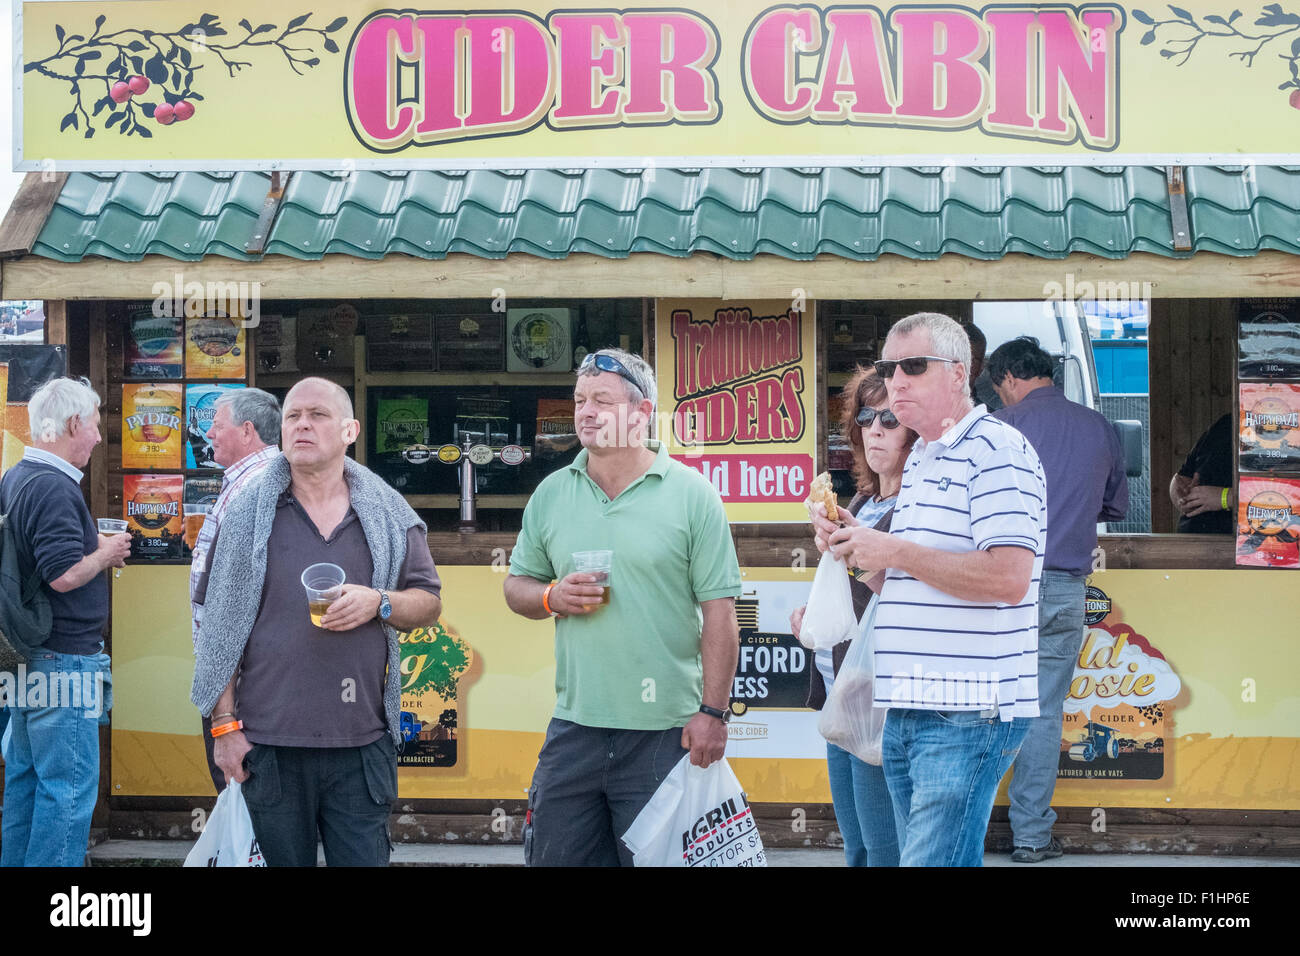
{"left": 855, "top": 406, "right": 900, "bottom": 429}
{"left": 872, "top": 355, "right": 957, "bottom": 378}
{"left": 579, "top": 351, "right": 645, "bottom": 397}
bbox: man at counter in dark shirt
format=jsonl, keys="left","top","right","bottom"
{"left": 1170, "top": 413, "right": 1234, "bottom": 534}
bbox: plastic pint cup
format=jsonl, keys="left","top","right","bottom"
{"left": 302, "top": 563, "right": 346, "bottom": 627}
{"left": 183, "top": 503, "right": 212, "bottom": 553}
{"left": 572, "top": 550, "right": 613, "bottom": 606}
{"left": 98, "top": 518, "right": 128, "bottom": 579}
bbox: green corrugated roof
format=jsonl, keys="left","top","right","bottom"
{"left": 29, "top": 166, "right": 1300, "bottom": 264}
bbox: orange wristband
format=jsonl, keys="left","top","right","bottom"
{"left": 542, "top": 582, "right": 561, "bottom": 618}
{"left": 210, "top": 719, "right": 244, "bottom": 739}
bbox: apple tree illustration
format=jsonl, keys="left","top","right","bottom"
{"left": 24, "top": 11, "right": 349, "bottom": 139}
{"left": 1134, "top": 4, "right": 1300, "bottom": 108}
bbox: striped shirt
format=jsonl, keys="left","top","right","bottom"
{"left": 189, "top": 446, "right": 281, "bottom": 645}
{"left": 872, "top": 406, "right": 1046, "bottom": 721}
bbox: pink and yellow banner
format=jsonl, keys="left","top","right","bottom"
{"left": 17, "top": 1, "right": 1300, "bottom": 170}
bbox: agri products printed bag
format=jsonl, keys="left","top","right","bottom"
{"left": 622, "top": 756, "right": 766, "bottom": 867}
{"left": 184, "top": 780, "right": 267, "bottom": 868}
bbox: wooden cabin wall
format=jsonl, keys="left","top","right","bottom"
{"left": 1148, "top": 299, "right": 1236, "bottom": 533}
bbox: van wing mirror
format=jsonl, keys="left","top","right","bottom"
{"left": 1113, "top": 420, "right": 1144, "bottom": 477}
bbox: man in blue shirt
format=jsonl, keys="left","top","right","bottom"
{"left": 989, "top": 337, "right": 1128, "bottom": 863}
{"left": 0, "top": 377, "right": 130, "bottom": 867}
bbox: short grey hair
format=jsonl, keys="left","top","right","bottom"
{"left": 887, "top": 312, "right": 972, "bottom": 389}
{"left": 28, "top": 376, "right": 101, "bottom": 442}
{"left": 578, "top": 348, "right": 657, "bottom": 413}
{"left": 216, "top": 387, "right": 281, "bottom": 446}
{"left": 286, "top": 377, "right": 354, "bottom": 420}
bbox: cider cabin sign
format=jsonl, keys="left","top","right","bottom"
{"left": 16, "top": 1, "right": 1300, "bottom": 171}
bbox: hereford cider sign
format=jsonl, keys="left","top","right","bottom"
{"left": 16, "top": 1, "right": 1299, "bottom": 169}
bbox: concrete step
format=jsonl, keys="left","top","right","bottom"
{"left": 87, "top": 839, "right": 1300, "bottom": 867}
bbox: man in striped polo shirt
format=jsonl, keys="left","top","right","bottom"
{"left": 189, "top": 388, "right": 281, "bottom": 792}
{"left": 828, "top": 312, "right": 1046, "bottom": 867}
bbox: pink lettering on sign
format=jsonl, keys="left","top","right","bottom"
{"left": 891, "top": 10, "right": 988, "bottom": 123}
{"left": 1038, "top": 9, "right": 1118, "bottom": 148}
{"left": 348, "top": 14, "right": 419, "bottom": 149}
{"left": 551, "top": 13, "right": 625, "bottom": 124}
{"left": 623, "top": 12, "right": 719, "bottom": 120}
{"left": 346, "top": 8, "right": 721, "bottom": 149}
{"left": 738, "top": 4, "right": 1121, "bottom": 150}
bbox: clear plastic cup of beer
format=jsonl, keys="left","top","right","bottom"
{"left": 97, "top": 518, "right": 128, "bottom": 579}
{"left": 183, "top": 503, "right": 212, "bottom": 554}
{"left": 301, "top": 563, "right": 346, "bottom": 628}
{"left": 572, "top": 550, "right": 613, "bottom": 607}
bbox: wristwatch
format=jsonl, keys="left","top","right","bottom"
{"left": 699, "top": 703, "right": 731, "bottom": 724}
{"left": 376, "top": 589, "right": 392, "bottom": 622}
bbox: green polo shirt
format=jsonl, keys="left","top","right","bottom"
{"left": 510, "top": 439, "right": 742, "bottom": 730}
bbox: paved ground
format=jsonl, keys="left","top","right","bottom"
{"left": 89, "top": 840, "right": 1300, "bottom": 867}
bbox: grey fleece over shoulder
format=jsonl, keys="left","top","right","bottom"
{"left": 190, "top": 455, "right": 426, "bottom": 745}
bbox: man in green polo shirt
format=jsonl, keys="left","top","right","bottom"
{"left": 505, "top": 347, "right": 742, "bottom": 867}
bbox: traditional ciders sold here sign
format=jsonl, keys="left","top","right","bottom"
{"left": 15, "top": 1, "right": 1300, "bottom": 170}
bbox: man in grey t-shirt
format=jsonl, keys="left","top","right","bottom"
{"left": 194, "top": 378, "right": 442, "bottom": 866}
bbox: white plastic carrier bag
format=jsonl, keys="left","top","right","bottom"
{"left": 818, "top": 595, "right": 887, "bottom": 766}
{"left": 622, "top": 755, "right": 766, "bottom": 867}
{"left": 797, "top": 550, "right": 858, "bottom": 651}
{"left": 183, "top": 779, "right": 267, "bottom": 867}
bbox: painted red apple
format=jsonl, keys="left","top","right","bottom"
{"left": 110, "top": 81, "right": 131, "bottom": 104}
{"left": 128, "top": 75, "right": 150, "bottom": 96}
{"left": 1291, "top": 89, "right": 1300, "bottom": 110}
{"left": 154, "top": 103, "right": 175, "bottom": 125}
{"left": 173, "top": 100, "right": 195, "bottom": 122}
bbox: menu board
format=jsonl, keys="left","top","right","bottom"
{"left": 125, "top": 311, "right": 183, "bottom": 379}
{"left": 185, "top": 316, "right": 247, "bottom": 379}
{"left": 121, "top": 383, "right": 184, "bottom": 470}
{"left": 185, "top": 383, "right": 245, "bottom": 469}
{"left": 124, "top": 474, "right": 184, "bottom": 559}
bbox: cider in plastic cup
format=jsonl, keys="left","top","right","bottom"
{"left": 301, "top": 563, "right": 346, "bottom": 627}
{"left": 572, "top": 550, "right": 613, "bottom": 606}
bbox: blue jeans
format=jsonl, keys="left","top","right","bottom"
{"left": 883, "top": 708, "right": 1030, "bottom": 867}
{"left": 1008, "top": 571, "right": 1086, "bottom": 849}
{"left": 826, "top": 742, "right": 899, "bottom": 867}
{"left": 1, "top": 650, "right": 112, "bottom": 867}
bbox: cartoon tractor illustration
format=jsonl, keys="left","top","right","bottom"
{"left": 1067, "top": 721, "right": 1119, "bottom": 763}
{"left": 400, "top": 711, "right": 423, "bottom": 743}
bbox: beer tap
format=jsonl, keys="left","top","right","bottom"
{"left": 401, "top": 426, "right": 531, "bottom": 533}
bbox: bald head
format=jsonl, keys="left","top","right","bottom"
{"left": 286, "top": 377, "right": 353, "bottom": 420}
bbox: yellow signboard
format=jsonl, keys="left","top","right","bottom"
{"left": 656, "top": 298, "right": 817, "bottom": 523}
{"left": 112, "top": 565, "right": 1300, "bottom": 811}
{"left": 18, "top": 1, "right": 1300, "bottom": 170}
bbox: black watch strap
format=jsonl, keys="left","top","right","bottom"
{"left": 699, "top": 703, "right": 730, "bottom": 723}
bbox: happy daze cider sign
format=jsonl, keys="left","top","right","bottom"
{"left": 18, "top": 1, "right": 1300, "bottom": 169}
{"left": 657, "top": 299, "right": 816, "bottom": 523}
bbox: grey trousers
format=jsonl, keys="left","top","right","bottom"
{"left": 524, "top": 717, "right": 689, "bottom": 867}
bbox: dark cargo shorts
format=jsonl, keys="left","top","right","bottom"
{"left": 524, "top": 717, "right": 688, "bottom": 867}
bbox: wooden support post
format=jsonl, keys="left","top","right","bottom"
{"left": 89, "top": 301, "right": 109, "bottom": 522}
{"left": 45, "top": 299, "right": 67, "bottom": 345}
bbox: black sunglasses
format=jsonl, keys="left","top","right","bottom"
{"left": 855, "top": 406, "right": 900, "bottom": 429}
{"left": 579, "top": 352, "right": 645, "bottom": 397}
{"left": 873, "top": 355, "right": 957, "bottom": 378}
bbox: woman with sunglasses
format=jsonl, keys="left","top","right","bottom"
{"left": 790, "top": 367, "right": 918, "bottom": 867}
